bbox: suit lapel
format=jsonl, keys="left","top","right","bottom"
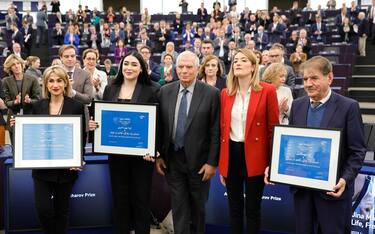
{"left": 40, "top": 99, "right": 50, "bottom": 114}
{"left": 168, "top": 82, "right": 179, "bottom": 137}
{"left": 9, "top": 77, "right": 19, "bottom": 98}
{"left": 110, "top": 85, "right": 121, "bottom": 101}
{"left": 21, "top": 77, "right": 29, "bottom": 98}
{"left": 297, "top": 97, "right": 310, "bottom": 125}
{"left": 320, "top": 92, "right": 338, "bottom": 128}
{"left": 225, "top": 93, "right": 236, "bottom": 134}
{"left": 130, "top": 82, "right": 142, "bottom": 103}
{"left": 245, "top": 88, "right": 262, "bottom": 139}
{"left": 185, "top": 81, "right": 203, "bottom": 131}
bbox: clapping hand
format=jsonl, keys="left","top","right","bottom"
{"left": 14, "top": 93, "right": 21, "bottom": 105}
{"left": 279, "top": 98, "right": 289, "bottom": 113}
{"left": 24, "top": 94, "right": 31, "bottom": 104}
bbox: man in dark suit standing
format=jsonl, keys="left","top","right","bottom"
{"left": 197, "top": 2, "right": 208, "bottom": 22}
{"left": 280, "top": 56, "right": 366, "bottom": 233}
{"left": 59, "top": 45, "right": 93, "bottom": 135}
{"left": 52, "top": 22, "right": 64, "bottom": 46}
{"left": 155, "top": 20, "right": 171, "bottom": 53}
{"left": 59, "top": 45, "right": 93, "bottom": 106}
{"left": 357, "top": 12, "right": 369, "bottom": 57}
{"left": 156, "top": 51, "right": 220, "bottom": 234}
{"left": 253, "top": 26, "right": 269, "bottom": 51}
{"left": 11, "top": 23, "right": 24, "bottom": 48}
{"left": 20, "top": 21, "right": 33, "bottom": 56}
{"left": 311, "top": 15, "right": 327, "bottom": 43}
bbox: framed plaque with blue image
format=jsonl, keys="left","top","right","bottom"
{"left": 14, "top": 115, "right": 83, "bottom": 169}
{"left": 269, "top": 125, "right": 342, "bottom": 191}
{"left": 93, "top": 101, "right": 157, "bottom": 157}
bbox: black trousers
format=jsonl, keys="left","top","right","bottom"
{"left": 165, "top": 146, "right": 210, "bottom": 234}
{"left": 225, "top": 140, "right": 265, "bottom": 234}
{"left": 33, "top": 178, "right": 75, "bottom": 234}
{"left": 109, "top": 156, "right": 153, "bottom": 234}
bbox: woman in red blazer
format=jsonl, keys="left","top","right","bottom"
{"left": 219, "top": 48, "right": 279, "bottom": 234}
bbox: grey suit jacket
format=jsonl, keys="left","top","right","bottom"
{"left": 71, "top": 68, "right": 93, "bottom": 104}
{"left": 158, "top": 80, "right": 220, "bottom": 172}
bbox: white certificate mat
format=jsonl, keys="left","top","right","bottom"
{"left": 14, "top": 115, "right": 82, "bottom": 169}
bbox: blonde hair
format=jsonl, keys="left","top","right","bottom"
{"left": 42, "top": 65, "right": 72, "bottom": 98}
{"left": 3, "top": 54, "right": 25, "bottom": 75}
{"left": 262, "top": 63, "right": 286, "bottom": 84}
{"left": 26, "top": 56, "right": 40, "bottom": 67}
{"left": 226, "top": 48, "right": 262, "bottom": 96}
{"left": 51, "top": 58, "right": 62, "bottom": 66}
{"left": 199, "top": 55, "right": 223, "bottom": 78}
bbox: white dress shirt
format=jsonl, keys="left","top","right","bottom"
{"left": 230, "top": 88, "right": 251, "bottom": 142}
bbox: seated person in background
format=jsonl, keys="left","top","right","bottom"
{"left": 160, "top": 42, "right": 179, "bottom": 66}
{"left": 261, "top": 50, "right": 270, "bottom": 68}
{"left": 262, "top": 63, "right": 293, "bottom": 124}
{"left": 103, "top": 59, "right": 117, "bottom": 82}
{"left": 159, "top": 54, "right": 177, "bottom": 86}
{"left": 290, "top": 44, "right": 307, "bottom": 76}
{"left": 114, "top": 39, "right": 128, "bottom": 64}
{"left": 199, "top": 55, "right": 226, "bottom": 91}
{"left": 288, "top": 30, "right": 299, "bottom": 44}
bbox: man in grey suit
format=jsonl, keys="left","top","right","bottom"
{"left": 59, "top": 45, "right": 93, "bottom": 134}
{"left": 260, "top": 45, "right": 296, "bottom": 88}
{"left": 156, "top": 51, "right": 220, "bottom": 234}
{"left": 36, "top": 5, "right": 48, "bottom": 47}
{"left": 59, "top": 44, "right": 93, "bottom": 105}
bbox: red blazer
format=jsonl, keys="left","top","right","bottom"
{"left": 219, "top": 82, "right": 279, "bottom": 177}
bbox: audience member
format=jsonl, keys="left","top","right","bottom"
{"left": 263, "top": 63, "right": 293, "bottom": 124}
{"left": 159, "top": 54, "right": 177, "bottom": 86}
{"left": 140, "top": 46, "right": 161, "bottom": 82}
{"left": 199, "top": 55, "right": 226, "bottom": 90}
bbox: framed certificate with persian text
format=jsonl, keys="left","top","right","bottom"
{"left": 93, "top": 101, "right": 157, "bottom": 157}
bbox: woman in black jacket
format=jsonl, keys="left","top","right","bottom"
{"left": 11, "top": 65, "right": 86, "bottom": 234}
{"left": 90, "top": 51, "right": 159, "bottom": 234}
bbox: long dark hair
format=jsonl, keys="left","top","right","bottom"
{"left": 112, "top": 51, "right": 151, "bottom": 86}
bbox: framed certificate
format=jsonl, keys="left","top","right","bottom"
{"left": 14, "top": 115, "right": 83, "bottom": 169}
{"left": 93, "top": 101, "right": 157, "bottom": 157}
{"left": 269, "top": 125, "right": 342, "bottom": 192}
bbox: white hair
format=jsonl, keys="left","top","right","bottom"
{"left": 176, "top": 51, "right": 199, "bottom": 68}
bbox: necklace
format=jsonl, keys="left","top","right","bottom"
{"left": 50, "top": 100, "right": 64, "bottom": 115}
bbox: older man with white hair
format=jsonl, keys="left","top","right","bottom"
{"left": 156, "top": 51, "right": 220, "bottom": 234}
{"left": 357, "top": 12, "right": 369, "bottom": 56}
